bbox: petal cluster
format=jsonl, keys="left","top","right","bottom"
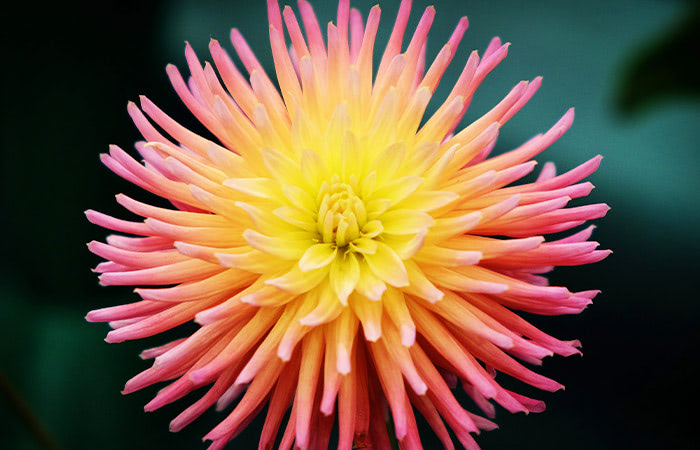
{"left": 86, "top": 1, "right": 609, "bottom": 449}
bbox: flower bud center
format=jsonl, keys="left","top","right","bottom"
{"left": 317, "top": 176, "right": 367, "bottom": 247}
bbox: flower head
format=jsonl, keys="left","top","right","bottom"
{"left": 86, "top": 0, "right": 609, "bottom": 448}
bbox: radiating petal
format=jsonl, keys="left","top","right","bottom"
{"left": 364, "top": 242, "right": 409, "bottom": 287}
{"left": 298, "top": 243, "right": 338, "bottom": 271}
{"left": 330, "top": 252, "right": 360, "bottom": 305}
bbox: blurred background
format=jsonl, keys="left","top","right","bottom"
{"left": 2, "top": 0, "right": 698, "bottom": 448}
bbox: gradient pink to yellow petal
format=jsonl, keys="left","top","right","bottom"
{"left": 86, "top": 0, "right": 610, "bottom": 448}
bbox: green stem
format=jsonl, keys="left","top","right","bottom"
{"left": 0, "top": 371, "right": 59, "bottom": 450}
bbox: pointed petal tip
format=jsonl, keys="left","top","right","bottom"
{"left": 363, "top": 323, "right": 382, "bottom": 342}
{"left": 277, "top": 349, "right": 292, "bottom": 362}
{"left": 202, "top": 431, "right": 216, "bottom": 442}
{"left": 336, "top": 345, "right": 351, "bottom": 374}
{"left": 104, "top": 331, "right": 123, "bottom": 344}
{"left": 414, "top": 383, "right": 428, "bottom": 396}
{"left": 320, "top": 403, "right": 334, "bottom": 416}
{"left": 193, "top": 312, "right": 206, "bottom": 326}
{"left": 431, "top": 294, "right": 445, "bottom": 304}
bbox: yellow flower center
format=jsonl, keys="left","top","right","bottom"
{"left": 316, "top": 174, "right": 382, "bottom": 252}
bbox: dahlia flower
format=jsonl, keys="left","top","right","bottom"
{"left": 86, "top": 0, "right": 609, "bottom": 448}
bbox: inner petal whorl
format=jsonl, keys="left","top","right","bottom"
{"left": 317, "top": 174, "right": 367, "bottom": 247}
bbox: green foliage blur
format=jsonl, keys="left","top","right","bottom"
{"left": 2, "top": 0, "right": 698, "bottom": 449}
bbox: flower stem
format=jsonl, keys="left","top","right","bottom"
{"left": 0, "top": 371, "right": 59, "bottom": 450}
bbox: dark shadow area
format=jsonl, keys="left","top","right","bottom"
{"left": 615, "top": 2, "right": 700, "bottom": 115}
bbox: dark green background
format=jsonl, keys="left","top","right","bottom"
{"left": 2, "top": 0, "right": 699, "bottom": 449}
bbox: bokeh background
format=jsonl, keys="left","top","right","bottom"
{"left": 2, "top": 0, "right": 699, "bottom": 448}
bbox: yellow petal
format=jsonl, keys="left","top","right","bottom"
{"left": 349, "top": 293, "right": 383, "bottom": 341}
{"left": 365, "top": 198, "right": 391, "bottom": 219}
{"left": 323, "top": 103, "right": 352, "bottom": 168}
{"left": 273, "top": 205, "right": 317, "bottom": 232}
{"left": 383, "top": 288, "right": 416, "bottom": 347}
{"left": 360, "top": 220, "right": 383, "bottom": 239}
{"left": 339, "top": 130, "right": 361, "bottom": 181}
{"left": 239, "top": 283, "right": 295, "bottom": 307}
{"left": 414, "top": 246, "right": 482, "bottom": 267}
{"left": 395, "top": 87, "right": 432, "bottom": 139}
{"left": 401, "top": 141, "right": 439, "bottom": 176}
{"left": 329, "top": 252, "right": 360, "bottom": 305}
{"left": 380, "top": 209, "right": 435, "bottom": 235}
{"left": 422, "top": 144, "right": 458, "bottom": 189}
{"left": 299, "top": 243, "right": 338, "bottom": 272}
{"left": 370, "top": 142, "right": 405, "bottom": 184}
{"left": 236, "top": 201, "right": 297, "bottom": 235}
{"left": 282, "top": 184, "right": 317, "bottom": 213}
{"left": 360, "top": 171, "right": 377, "bottom": 198}
{"left": 372, "top": 176, "right": 423, "bottom": 207}
{"left": 265, "top": 264, "right": 329, "bottom": 294}
{"left": 366, "top": 87, "right": 400, "bottom": 151}
{"left": 243, "top": 229, "right": 311, "bottom": 260}
{"left": 334, "top": 308, "right": 359, "bottom": 374}
{"left": 355, "top": 260, "right": 386, "bottom": 301}
{"left": 364, "top": 242, "right": 409, "bottom": 287}
{"left": 421, "top": 265, "right": 508, "bottom": 294}
{"left": 426, "top": 211, "right": 482, "bottom": 243}
{"left": 403, "top": 260, "right": 444, "bottom": 303}
{"left": 382, "top": 232, "right": 426, "bottom": 260}
{"left": 261, "top": 147, "right": 306, "bottom": 187}
{"left": 349, "top": 237, "right": 377, "bottom": 255}
{"left": 300, "top": 148, "right": 327, "bottom": 189}
{"left": 223, "top": 177, "right": 281, "bottom": 200}
{"left": 299, "top": 281, "right": 344, "bottom": 326}
{"left": 395, "top": 190, "right": 459, "bottom": 212}
{"left": 216, "top": 249, "right": 289, "bottom": 273}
